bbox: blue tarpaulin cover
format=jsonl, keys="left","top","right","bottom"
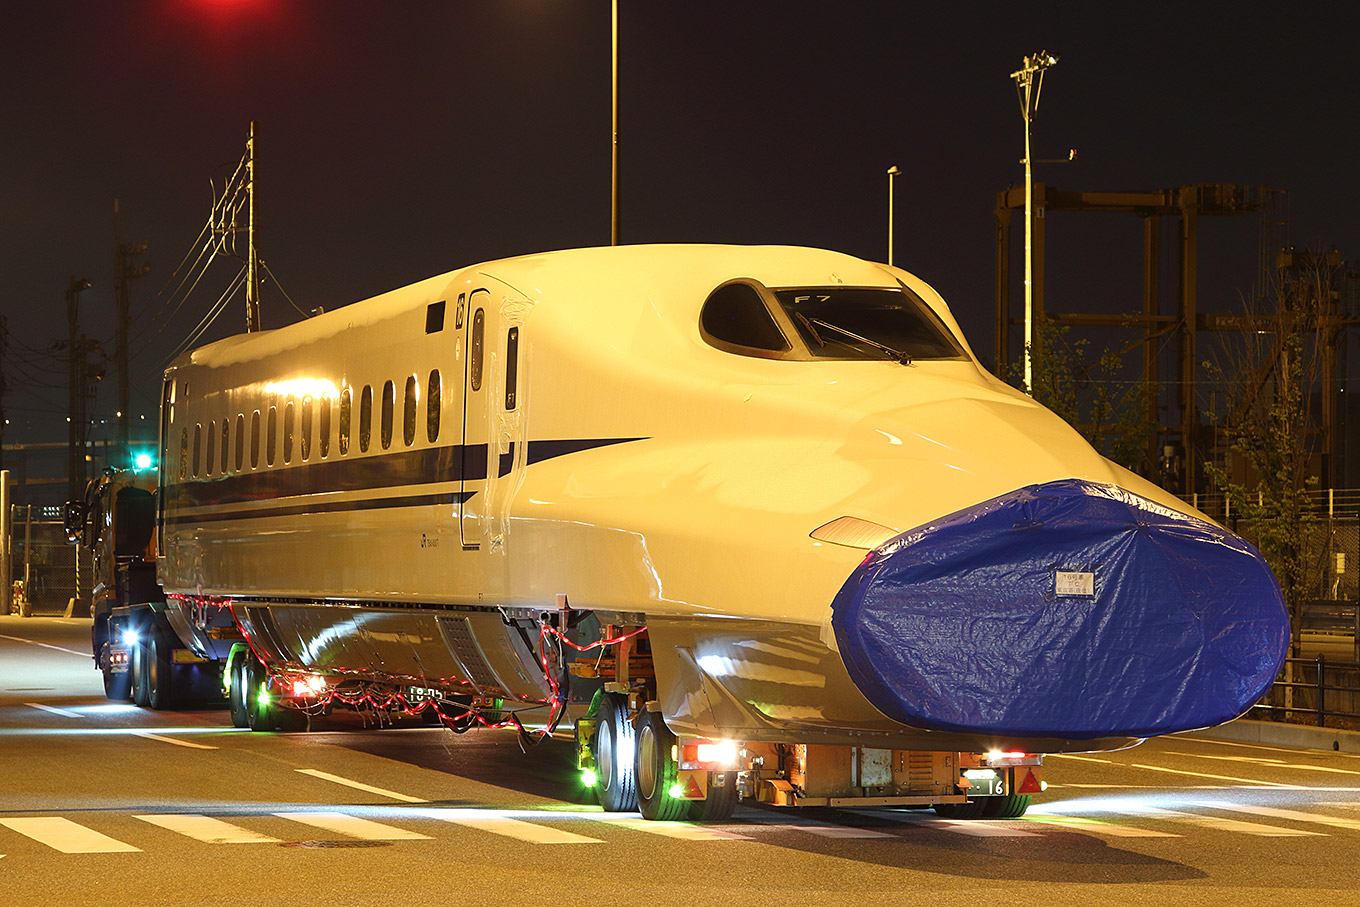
{"left": 831, "top": 479, "right": 1290, "bottom": 739}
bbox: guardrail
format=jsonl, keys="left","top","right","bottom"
{"left": 1252, "top": 655, "right": 1360, "bottom": 727}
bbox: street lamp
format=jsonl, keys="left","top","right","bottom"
{"left": 887, "top": 166, "right": 900, "bottom": 267}
{"left": 1010, "top": 50, "right": 1058, "bottom": 395}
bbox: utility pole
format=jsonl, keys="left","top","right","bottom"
{"left": 245, "top": 121, "right": 261, "bottom": 332}
{"left": 1011, "top": 50, "right": 1059, "bottom": 395}
{"left": 0, "top": 315, "right": 7, "bottom": 475}
{"left": 66, "top": 277, "right": 92, "bottom": 504}
{"left": 610, "top": 1, "right": 620, "bottom": 246}
{"left": 114, "top": 199, "right": 150, "bottom": 467}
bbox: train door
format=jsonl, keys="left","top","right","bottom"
{"left": 460, "top": 289, "right": 492, "bottom": 548}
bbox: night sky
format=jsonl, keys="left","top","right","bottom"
{"left": 3, "top": 1, "right": 1358, "bottom": 453}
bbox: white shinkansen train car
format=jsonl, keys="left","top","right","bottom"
{"left": 148, "top": 244, "right": 1288, "bottom": 820}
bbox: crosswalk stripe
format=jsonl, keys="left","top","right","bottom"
{"left": 424, "top": 809, "right": 603, "bottom": 844}
{"left": 851, "top": 811, "right": 1040, "bottom": 837}
{"left": 1189, "top": 801, "right": 1360, "bottom": 832}
{"left": 737, "top": 811, "right": 893, "bottom": 839}
{"left": 0, "top": 817, "right": 141, "bottom": 853}
{"left": 1024, "top": 815, "right": 1179, "bottom": 838}
{"left": 275, "top": 812, "right": 432, "bottom": 840}
{"left": 133, "top": 815, "right": 281, "bottom": 844}
{"left": 607, "top": 819, "right": 750, "bottom": 841}
{"left": 1131, "top": 806, "right": 1321, "bottom": 837}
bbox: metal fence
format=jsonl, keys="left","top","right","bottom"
{"left": 1252, "top": 656, "right": 1360, "bottom": 727}
{"left": 3, "top": 506, "right": 93, "bottom": 617}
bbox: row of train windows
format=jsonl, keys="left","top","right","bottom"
{"left": 179, "top": 371, "right": 442, "bottom": 480}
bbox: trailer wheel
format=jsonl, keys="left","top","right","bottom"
{"left": 244, "top": 656, "right": 272, "bottom": 731}
{"left": 595, "top": 693, "right": 637, "bottom": 812}
{"left": 145, "top": 631, "right": 176, "bottom": 710}
{"left": 686, "top": 771, "right": 738, "bottom": 822}
{"left": 932, "top": 799, "right": 989, "bottom": 819}
{"left": 634, "top": 710, "right": 687, "bottom": 821}
{"left": 131, "top": 636, "right": 150, "bottom": 707}
{"left": 227, "top": 654, "right": 249, "bottom": 728}
{"left": 982, "top": 794, "right": 1031, "bottom": 818}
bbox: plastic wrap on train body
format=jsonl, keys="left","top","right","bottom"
{"left": 831, "top": 479, "right": 1290, "bottom": 740}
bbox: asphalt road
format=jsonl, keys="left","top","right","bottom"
{"left": 3, "top": 616, "right": 1359, "bottom": 906}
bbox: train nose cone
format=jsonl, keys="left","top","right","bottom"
{"left": 831, "top": 479, "right": 1289, "bottom": 739}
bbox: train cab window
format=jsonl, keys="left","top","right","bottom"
{"left": 470, "top": 309, "right": 485, "bottom": 391}
{"left": 774, "top": 286, "right": 966, "bottom": 362}
{"left": 179, "top": 429, "right": 189, "bottom": 480}
{"left": 220, "top": 420, "right": 230, "bottom": 474}
{"left": 381, "top": 380, "right": 395, "bottom": 450}
{"left": 283, "top": 400, "right": 296, "bottom": 464}
{"left": 267, "top": 406, "right": 278, "bottom": 466}
{"left": 427, "top": 370, "right": 441, "bottom": 443}
{"left": 318, "top": 395, "right": 331, "bottom": 458}
{"left": 699, "top": 281, "right": 791, "bottom": 356}
{"left": 206, "top": 421, "right": 216, "bottom": 476}
{"left": 250, "top": 410, "right": 261, "bottom": 468}
{"left": 191, "top": 424, "right": 202, "bottom": 478}
{"left": 235, "top": 414, "right": 245, "bottom": 471}
{"left": 301, "top": 397, "right": 313, "bottom": 461}
{"left": 340, "top": 388, "right": 353, "bottom": 455}
{"left": 403, "top": 375, "right": 417, "bottom": 446}
{"left": 359, "top": 385, "right": 373, "bottom": 453}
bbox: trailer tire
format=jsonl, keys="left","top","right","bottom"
{"left": 146, "top": 630, "right": 176, "bottom": 710}
{"left": 595, "top": 693, "right": 637, "bottom": 812}
{"left": 634, "top": 710, "right": 687, "bottom": 821}
{"left": 686, "top": 771, "right": 738, "bottom": 822}
{"left": 131, "top": 636, "right": 150, "bottom": 707}
{"left": 933, "top": 799, "right": 989, "bottom": 819}
{"left": 244, "top": 656, "right": 271, "bottom": 731}
{"left": 228, "top": 655, "right": 249, "bottom": 728}
{"left": 982, "top": 794, "right": 1031, "bottom": 818}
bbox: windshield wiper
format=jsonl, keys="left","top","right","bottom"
{"left": 802, "top": 316, "right": 913, "bottom": 366}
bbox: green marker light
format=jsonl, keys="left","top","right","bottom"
{"left": 668, "top": 783, "right": 685, "bottom": 798}
{"left": 581, "top": 769, "right": 598, "bottom": 788}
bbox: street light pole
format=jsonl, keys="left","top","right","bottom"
{"left": 610, "top": 0, "right": 620, "bottom": 246}
{"left": 887, "top": 166, "right": 900, "bottom": 267}
{"left": 1010, "top": 50, "right": 1058, "bottom": 395}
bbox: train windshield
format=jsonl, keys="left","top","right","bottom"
{"left": 774, "top": 287, "right": 965, "bottom": 363}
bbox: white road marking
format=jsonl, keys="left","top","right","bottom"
{"left": 1024, "top": 815, "right": 1179, "bottom": 837}
{"left": 275, "top": 812, "right": 432, "bottom": 840}
{"left": 738, "top": 811, "right": 895, "bottom": 839}
{"left": 608, "top": 818, "right": 750, "bottom": 841}
{"left": 1178, "top": 737, "right": 1360, "bottom": 762}
{"left": 0, "top": 635, "right": 90, "bottom": 657}
{"left": 294, "top": 769, "right": 428, "bottom": 803}
{"left": 1130, "top": 805, "right": 1321, "bottom": 836}
{"left": 130, "top": 732, "right": 217, "bottom": 750}
{"left": 852, "top": 811, "right": 1040, "bottom": 837}
{"left": 423, "top": 809, "right": 603, "bottom": 844}
{"left": 134, "top": 814, "right": 280, "bottom": 844}
{"left": 1048, "top": 754, "right": 1115, "bottom": 764}
{"left": 1165, "top": 751, "right": 1360, "bottom": 776}
{"left": 25, "top": 703, "right": 82, "bottom": 718}
{"left": 1129, "top": 762, "right": 1307, "bottom": 788}
{"left": 1189, "top": 800, "right": 1360, "bottom": 832}
{"left": 0, "top": 817, "right": 141, "bottom": 853}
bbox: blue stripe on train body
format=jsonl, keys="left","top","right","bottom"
{"left": 831, "top": 478, "right": 1290, "bottom": 739}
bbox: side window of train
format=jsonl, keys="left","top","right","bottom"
{"left": 220, "top": 419, "right": 229, "bottom": 474}
{"left": 235, "top": 414, "right": 245, "bottom": 472}
{"left": 266, "top": 405, "right": 278, "bottom": 466}
{"left": 359, "top": 385, "right": 373, "bottom": 453}
{"left": 179, "top": 428, "right": 188, "bottom": 480}
{"left": 191, "top": 424, "right": 202, "bottom": 478}
{"left": 250, "top": 410, "right": 261, "bottom": 469}
{"left": 302, "top": 397, "right": 314, "bottom": 461}
{"left": 470, "top": 308, "right": 485, "bottom": 391}
{"left": 381, "top": 380, "right": 395, "bottom": 450}
{"left": 339, "top": 388, "right": 352, "bottom": 455}
{"left": 427, "top": 369, "right": 440, "bottom": 443}
{"left": 318, "top": 394, "right": 331, "bottom": 458}
{"left": 505, "top": 327, "right": 519, "bottom": 410}
{"left": 206, "top": 421, "right": 216, "bottom": 476}
{"left": 403, "top": 375, "right": 417, "bottom": 446}
{"left": 283, "top": 400, "right": 296, "bottom": 464}
{"left": 699, "top": 281, "right": 791, "bottom": 356}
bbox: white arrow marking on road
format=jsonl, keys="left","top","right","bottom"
{"left": 1024, "top": 815, "right": 1180, "bottom": 837}
{"left": 25, "top": 703, "right": 83, "bottom": 718}
{"left": 0, "top": 817, "right": 141, "bottom": 853}
{"left": 294, "top": 769, "right": 428, "bottom": 803}
{"left": 1129, "top": 762, "right": 1307, "bottom": 789}
{"left": 1129, "top": 805, "right": 1321, "bottom": 836}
